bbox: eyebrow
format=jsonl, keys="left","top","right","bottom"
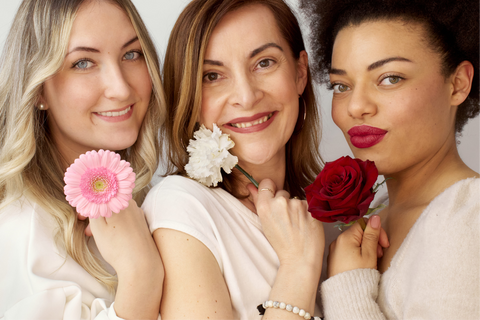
{"left": 250, "top": 42, "right": 283, "bottom": 58}
{"left": 203, "top": 42, "right": 284, "bottom": 67}
{"left": 329, "top": 56, "right": 413, "bottom": 75}
{"left": 66, "top": 36, "right": 139, "bottom": 56}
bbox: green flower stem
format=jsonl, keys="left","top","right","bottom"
{"left": 235, "top": 164, "right": 259, "bottom": 188}
{"left": 357, "top": 218, "right": 366, "bottom": 231}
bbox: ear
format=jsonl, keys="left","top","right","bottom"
{"left": 296, "top": 50, "right": 309, "bottom": 95}
{"left": 450, "top": 61, "right": 474, "bottom": 107}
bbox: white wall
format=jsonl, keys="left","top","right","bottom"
{"left": 1, "top": 0, "right": 478, "bottom": 173}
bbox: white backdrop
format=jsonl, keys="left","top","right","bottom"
{"left": 1, "top": 0, "right": 478, "bottom": 171}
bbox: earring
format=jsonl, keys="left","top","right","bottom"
{"left": 293, "top": 95, "right": 307, "bottom": 135}
{"left": 38, "top": 104, "right": 45, "bottom": 110}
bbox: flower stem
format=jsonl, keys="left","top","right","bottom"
{"left": 235, "top": 164, "right": 259, "bottom": 188}
{"left": 357, "top": 218, "right": 366, "bottom": 231}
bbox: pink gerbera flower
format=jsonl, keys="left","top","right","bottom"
{"left": 64, "top": 150, "right": 135, "bottom": 218}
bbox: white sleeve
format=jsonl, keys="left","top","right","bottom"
{"left": 321, "top": 269, "right": 386, "bottom": 320}
{"left": 0, "top": 200, "right": 136, "bottom": 320}
{"left": 142, "top": 176, "right": 222, "bottom": 266}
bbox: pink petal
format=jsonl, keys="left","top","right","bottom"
{"left": 108, "top": 197, "right": 124, "bottom": 213}
{"left": 118, "top": 188, "right": 133, "bottom": 195}
{"left": 116, "top": 166, "right": 133, "bottom": 180}
{"left": 118, "top": 180, "right": 134, "bottom": 188}
{"left": 70, "top": 194, "right": 85, "bottom": 207}
{"left": 99, "top": 203, "right": 109, "bottom": 217}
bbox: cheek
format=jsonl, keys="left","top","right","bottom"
{"left": 200, "top": 90, "right": 223, "bottom": 126}
{"left": 331, "top": 100, "right": 348, "bottom": 130}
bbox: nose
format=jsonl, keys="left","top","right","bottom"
{"left": 103, "top": 63, "right": 132, "bottom": 101}
{"left": 227, "top": 73, "right": 262, "bottom": 109}
{"left": 347, "top": 85, "right": 377, "bottom": 119}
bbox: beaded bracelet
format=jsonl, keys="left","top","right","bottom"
{"left": 257, "top": 300, "right": 322, "bottom": 320}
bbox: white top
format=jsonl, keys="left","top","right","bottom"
{"left": 321, "top": 178, "right": 480, "bottom": 319}
{"left": 143, "top": 175, "right": 320, "bottom": 320}
{"left": 0, "top": 197, "right": 121, "bottom": 320}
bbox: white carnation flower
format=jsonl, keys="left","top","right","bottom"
{"left": 185, "top": 124, "right": 238, "bottom": 187}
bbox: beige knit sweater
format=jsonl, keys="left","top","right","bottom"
{"left": 321, "top": 178, "right": 480, "bottom": 320}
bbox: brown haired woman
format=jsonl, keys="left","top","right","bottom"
{"left": 141, "top": 0, "right": 325, "bottom": 319}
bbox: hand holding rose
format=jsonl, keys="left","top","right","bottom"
{"left": 327, "top": 215, "right": 389, "bottom": 277}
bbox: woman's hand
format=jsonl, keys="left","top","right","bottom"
{"left": 327, "top": 215, "right": 389, "bottom": 278}
{"left": 248, "top": 179, "right": 324, "bottom": 319}
{"left": 89, "top": 199, "right": 163, "bottom": 320}
{"left": 248, "top": 179, "right": 324, "bottom": 272}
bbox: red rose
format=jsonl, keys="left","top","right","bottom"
{"left": 305, "top": 156, "right": 378, "bottom": 224}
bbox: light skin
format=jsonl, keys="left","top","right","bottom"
{"left": 41, "top": 1, "right": 163, "bottom": 318}
{"left": 327, "top": 20, "right": 478, "bottom": 277}
{"left": 154, "top": 4, "right": 324, "bottom": 320}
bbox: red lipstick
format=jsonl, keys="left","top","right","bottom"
{"left": 348, "top": 125, "right": 387, "bottom": 148}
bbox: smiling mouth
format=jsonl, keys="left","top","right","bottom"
{"left": 229, "top": 112, "right": 274, "bottom": 128}
{"left": 96, "top": 105, "right": 132, "bottom": 117}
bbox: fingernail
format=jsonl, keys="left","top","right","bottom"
{"left": 370, "top": 215, "right": 381, "bottom": 229}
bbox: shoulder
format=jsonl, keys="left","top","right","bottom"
{"left": 425, "top": 177, "right": 479, "bottom": 224}
{"left": 142, "top": 175, "right": 231, "bottom": 235}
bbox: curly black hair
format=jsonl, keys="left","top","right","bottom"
{"left": 300, "top": 0, "right": 479, "bottom": 133}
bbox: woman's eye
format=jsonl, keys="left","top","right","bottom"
{"left": 380, "top": 76, "right": 402, "bottom": 86}
{"left": 257, "top": 59, "right": 275, "bottom": 69}
{"left": 332, "top": 83, "right": 350, "bottom": 93}
{"left": 124, "top": 51, "right": 141, "bottom": 61}
{"left": 203, "top": 72, "right": 220, "bottom": 82}
{"left": 73, "top": 59, "right": 93, "bottom": 70}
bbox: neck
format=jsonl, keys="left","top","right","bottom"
{"left": 234, "top": 153, "right": 286, "bottom": 213}
{"left": 385, "top": 142, "right": 478, "bottom": 210}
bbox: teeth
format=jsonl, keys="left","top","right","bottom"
{"left": 97, "top": 106, "right": 131, "bottom": 117}
{"left": 231, "top": 112, "right": 273, "bottom": 128}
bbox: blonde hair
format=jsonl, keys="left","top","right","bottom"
{"left": 164, "top": 0, "right": 323, "bottom": 198}
{"left": 0, "top": 0, "right": 165, "bottom": 292}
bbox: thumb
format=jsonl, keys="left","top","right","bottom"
{"left": 361, "top": 215, "right": 382, "bottom": 260}
{"left": 247, "top": 183, "right": 259, "bottom": 204}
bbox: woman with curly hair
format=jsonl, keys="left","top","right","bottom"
{"left": 0, "top": 0, "right": 165, "bottom": 318}
{"left": 300, "top": 0, "right": 479, "bottom": 318}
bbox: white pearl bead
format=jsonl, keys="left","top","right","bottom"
{"left": 293, "top": 306, "right": 300, "bottom": 314}
{"left": 299, "top": 309, "right": 306, "bottom": 317}
{"left": 286, "top": 304, "right": 293, "bottom": 311}
{"left": 273, "top": 301, "right": 279, "bottom": 308}
{"left": 280, "top": 302, "right": 286, "bottom": 309}
{"left": 267, "top": 300, "right": 274, "bottom": 308}
{"left": 304, "top": 312, "right": 311, "bottom": 319}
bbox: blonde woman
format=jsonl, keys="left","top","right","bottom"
{"left": 0, "top": 0, "right": 165, "bottom": 318}
{"left": 142, "top": 0, "right": 325, "bottom": 319}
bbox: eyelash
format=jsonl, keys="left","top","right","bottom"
{"left": 379, "top": 74, "right": 404, "bottom": 85}
{"left": 71, "top": 49, "right": 143, "bottom": 71}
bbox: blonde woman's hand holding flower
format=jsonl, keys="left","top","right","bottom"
{"left": 89, "top": 199, "right": 164, "bottom": 319}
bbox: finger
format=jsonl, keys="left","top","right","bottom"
{"left": 275, "top": 190, "right": 290, "bottom": 199}
{"left": 361, "top": 215, "right": 382, "bottom": 258}
{"left": 256, "top": 179, "right": 277, "bottom": 204}
{"left": 84, "top": 224, "right": 92, "bottom": 237}
{"left": 377, "top": 244, "right": 384, "bottom": 258}
{"left": 379, "top": 226, "right": 390, "bottom": 248}
{"left": 77, "top": 212, "right": 88, "bottom": 221}
{"left": 247, "top": 183, "right": 259, "bottom": 203}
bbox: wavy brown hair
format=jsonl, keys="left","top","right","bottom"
{"left": 0, "top": 0, "right": 165, "bottom": 292}
{"left": 163, "top": 0, "right": 323, "bottom": 198}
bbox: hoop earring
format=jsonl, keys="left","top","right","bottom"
{"left": 293, "top": 95, "right": 306, "bottom": 135}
